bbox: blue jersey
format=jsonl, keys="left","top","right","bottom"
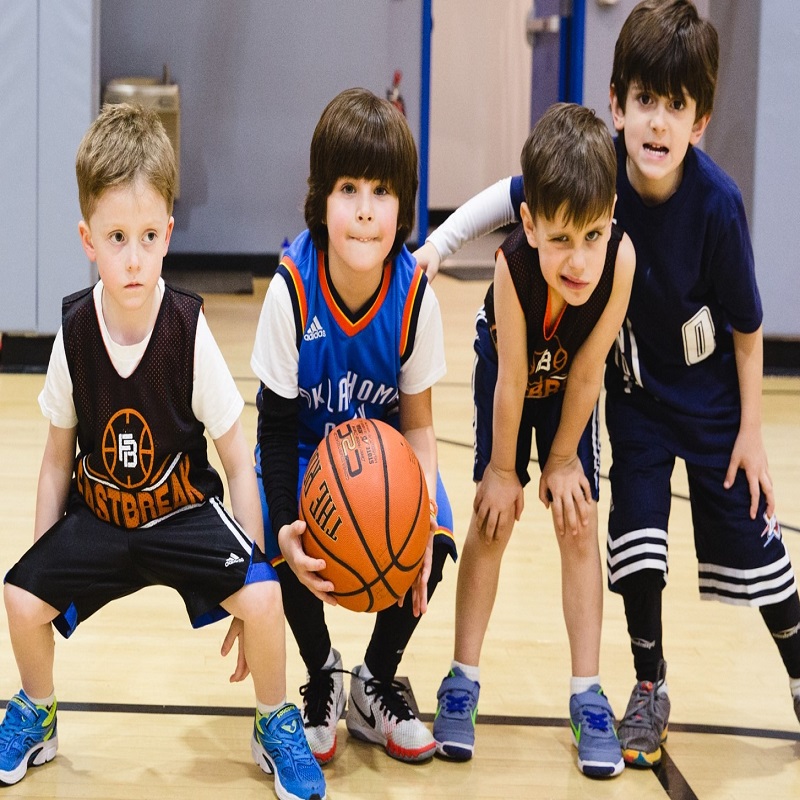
{"left": 278, "top": 230, "right": 429, "bottom": 462}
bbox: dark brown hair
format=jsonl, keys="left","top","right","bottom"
{"left": 521, "top": 103, "right": 617, "bottom": 229}
{"left": 304, "top": 88, "right": 418, "bottom": 262}
{"left": 76, "top": 103, "right": 176, "bottom": 221}
{"left": 611, "top": 0, "right": 719, "bottom": 120}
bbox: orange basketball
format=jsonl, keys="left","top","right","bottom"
{"left": 299, "top": 418, "right": 430, "bottom": 612}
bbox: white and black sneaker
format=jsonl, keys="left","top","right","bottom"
{"left": 345, "top": 664, "right": 435, "bottom": 762}
{"left": 300, "top": 649, "right": 345, "bottom": 764}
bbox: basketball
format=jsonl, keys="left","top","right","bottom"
{"left": 299, "top": 418, "right": 430, "bottom": 612}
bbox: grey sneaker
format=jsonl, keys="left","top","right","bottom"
{"left": 299, "top": 649, "right": 345, "bottom": 764}
{"left": 618, "top": 660, "right": 670, "bottom": 767}
{"left": 793, "top": 693, "right": 800, "bottom": 725}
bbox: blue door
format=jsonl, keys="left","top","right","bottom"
{"left": 527, "top": 0, "right": 586, "bottom": 127}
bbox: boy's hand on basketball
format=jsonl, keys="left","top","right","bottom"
{"left": 278, "top": 519, "right": 338, "bottom": 605}
{"left": 220, "top": 617, "right": 250, "bottom": 683}
{"left": 475, "top": 464, "right": 523, "bottom": 542}
{"left": 539, "top": 453, "right": 591, "bottom": 537}
{"left": 412, "top": 241, "right": 442, "bottom": 281}
{"left": 724, "top": 427, "right": 775, "bottom": 520}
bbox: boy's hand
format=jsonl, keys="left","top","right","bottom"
{"left": 278, "top": 519, "right": 338, "bottom": 605}
{"left": 412, "top": 241, "right": 442, "bottom": 281}
{"left": 220, "top": 617, "right": 250, "bottom": 683}
{"left": 539, "top": 453, "right": 591, "bottom": 537}
{"left": 724, "top": 428, "right": 775, "bottom": 520}
{"left": 398, "top": 524, "right": 434, "bottom": 617}
{"left": 474, "top": 464, "right": 523, "bottom": 543}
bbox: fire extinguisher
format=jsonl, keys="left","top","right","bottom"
{"left": 387, "top": 70, "right": 406, "bottom": 116}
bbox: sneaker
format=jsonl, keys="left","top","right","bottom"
{"left": 299, "top": 649, "right": 345, "bottom": 764}
{"left": 794, "top": 693, "right": 800, "bottom": 725}
{"left": 432, "top": 668, "right": 480, "bottom": 760}
{"left": 251, "top": 703, "right": 326, "bottom": 800}
{"left": 569, "top": 686, "right": 624, "bottom": 777}
{"left": 345, "top": 665, "right": 435, "bottom": 762}
{"left": 617, "top": 660, "right": 670, "bottom": 767}
{"left": 0, "top": 691, "right": 58, "bottom": 786}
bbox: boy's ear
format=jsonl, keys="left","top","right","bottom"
{"left": 520, "top": 202, "right": 538, "bottom": 248}
{"left": 690, "top": 113, "right": 711, "bottom": 145}
{"left": 609, "top": 86, "right": 625, "bottom": 132}
{"left": 78, "top": 220, "right": 96, "bottom": 262}
{"left": 163, "top": 216, "right": 175, "bottom": 255}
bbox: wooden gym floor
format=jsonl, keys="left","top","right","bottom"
{"left": 1, "top": 270, "right": 799, "bottom": 799}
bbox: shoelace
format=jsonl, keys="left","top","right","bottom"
{"left": 299, "top": 668, "right": 343, "bottom": 727}
{"left": 442, "top": 692, "right": 472, "bottom": 715}
{"left": 579, "top": 705, "right": 613, "bottom": 733}
{"left": 0, "top": 701, "right": 36, "bottom": 745}
{"left": 625, "top": 682, "right": 656, "bottom": 729}
{"left": 362, "top": 677, "right": 414, "bottom": 722}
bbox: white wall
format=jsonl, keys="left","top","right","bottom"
{"left": 428, "top": 0, "right": 531, "bottom": 208}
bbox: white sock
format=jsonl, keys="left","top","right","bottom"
{"left": 570, "top": 675, "right": 601, "bottom": 696}
{"left": 25, "top": 691, "right": 55, "bottom": 708}
{"left": 257, "top": 698, "right": 286, "bottom": 716}
{"left": 789, "top": 676, "right": 800, "bottom": 698}
{"left": 657, "top": 680, "right": 669, "bottom": 696}
{"left": 452, "top": 660, "right": 480, "bottom": 683}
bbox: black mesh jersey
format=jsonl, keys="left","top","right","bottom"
{"left": 484, "top": 222, "right": 621, "bottom": 399}
{"left": 62, "top": 284, "right": 224, "bottom": 529}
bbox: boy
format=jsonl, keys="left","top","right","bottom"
{"left": 0, "top": 104, "right": 325, "bottom": 800}
{"left": 418, "top": 0, "right": 800, "bottom": 770}
{"left": 431, "top": 102, "right": 635, "bottom": 778}
{"left": 251, "top": 88, "right": 456, "bottom": 766}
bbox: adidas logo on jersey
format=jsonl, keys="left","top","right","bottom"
{"left": 224, "top": 552, "right": 245, "bottom": 567}
{"left": 303, "top": 315, "right": 327, "bottom": 341}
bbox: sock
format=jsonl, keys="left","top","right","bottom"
{"left": 570, "top": 675, "right": 601, "bottom": 696}
{"left": 452, "top": 660, "right": 480, "bottom": 683}
{"left": 25, "top": 691, "right": 55, "bottom": 708}
{"left": 760, "top": 593, "right": 800, "bottom": 678}
{"left": 257, "top": 698, "right": 286, "bottom": 716}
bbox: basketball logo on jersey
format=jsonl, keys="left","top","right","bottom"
{"left": 682, "top": 306, "right": 716, "bottom": 365}
{"left": 101, "top": 409, "right": 154, "bottom": 488}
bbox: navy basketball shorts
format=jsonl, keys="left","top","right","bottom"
{"left": 472, "top": 315, "right": 600, "bottom": 499}
{"left": 606, "top": 391, "right": 796, "bottom": 606}
{"left": 255, "top": 447, "right": 457, "bottom": 565}
{"left": 4, "top": 497, "right": 278, "bottom": 638}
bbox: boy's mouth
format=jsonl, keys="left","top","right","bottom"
{"left": 644, "top": 143, "right": 668, "bottom": 155}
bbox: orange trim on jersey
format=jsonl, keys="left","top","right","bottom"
{"left": 282, "top": 257, "right": 308, "bottom": 333}
{"left": 400, "top": 265, "right": 425, "bottom": 357}
{"left": 543, "top": 289, "right": 567, "bottom": 340}
{"left": 318, "top": 251, "right": 391, "bottom": 336}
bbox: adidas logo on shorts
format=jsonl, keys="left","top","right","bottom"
{"left": 303, "top": 315, "right": 327, "bottom": 341}
{"left": 224, "top": 552, "right": 245, "bottom": 567}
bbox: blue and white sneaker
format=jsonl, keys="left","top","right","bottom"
{"left": 251, "top": 703, "right": 326, "bottom": 800}
{"left": 432, "top": 668, "right": 480, "bottom": 761}
{"left": 0, "top": 691, "right": 58, "bottom": 785}
{"left": 569, "top": 685, "right": 624, "bottom": 778}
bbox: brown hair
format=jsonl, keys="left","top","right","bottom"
{"left": 75, "top": 103, "right": 176, "bottom": 221}
{"left": 304, "top": 88, "right": 418, "bottom": 262}
{"left": 521, "top": 103, "right": 617, "bottom": 229}
{"left": 611, "top": 0, "right": 719, "bottom": 120}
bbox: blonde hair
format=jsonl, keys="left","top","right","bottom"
{"left": 76, "top": 103, "right": 176, "bottom": 221}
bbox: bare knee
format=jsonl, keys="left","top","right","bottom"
{"left": 4, "top": 583, "right": 57, "bottom": 628}
{"left": 223, "top": 579, "right": 283, "bottom": 623}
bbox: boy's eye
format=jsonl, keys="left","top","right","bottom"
{"left": 111, "top": 231, "right": 125, "bottom": 243}
{"left": 341, "top": 183, "right": 356, "bottom": 194}
{"left": 638, "top": 93, "right": 652, "bottom": 106}
{"left": 586, "top": 230, "right": 601, "bottom": 242}
{"left": 670, "top": 98, "right": 686, "bottom": 111}
{"left": 144, "top": 231, "right": 157, "bottom": 243}
{"left": 374, "top": 185, "right": 389, "bottom": 197}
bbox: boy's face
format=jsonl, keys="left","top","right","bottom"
{"left": 78, "top": 178, "right": 174, "bottom": 319}
{"left": 521, "top": 202, "right": 614, "bottom": 307}
{"left": 325, "top": 177, "right": 399, "bottom": 280}
{"left": 611, "top": 82, "right": 710, "bottom": 204}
